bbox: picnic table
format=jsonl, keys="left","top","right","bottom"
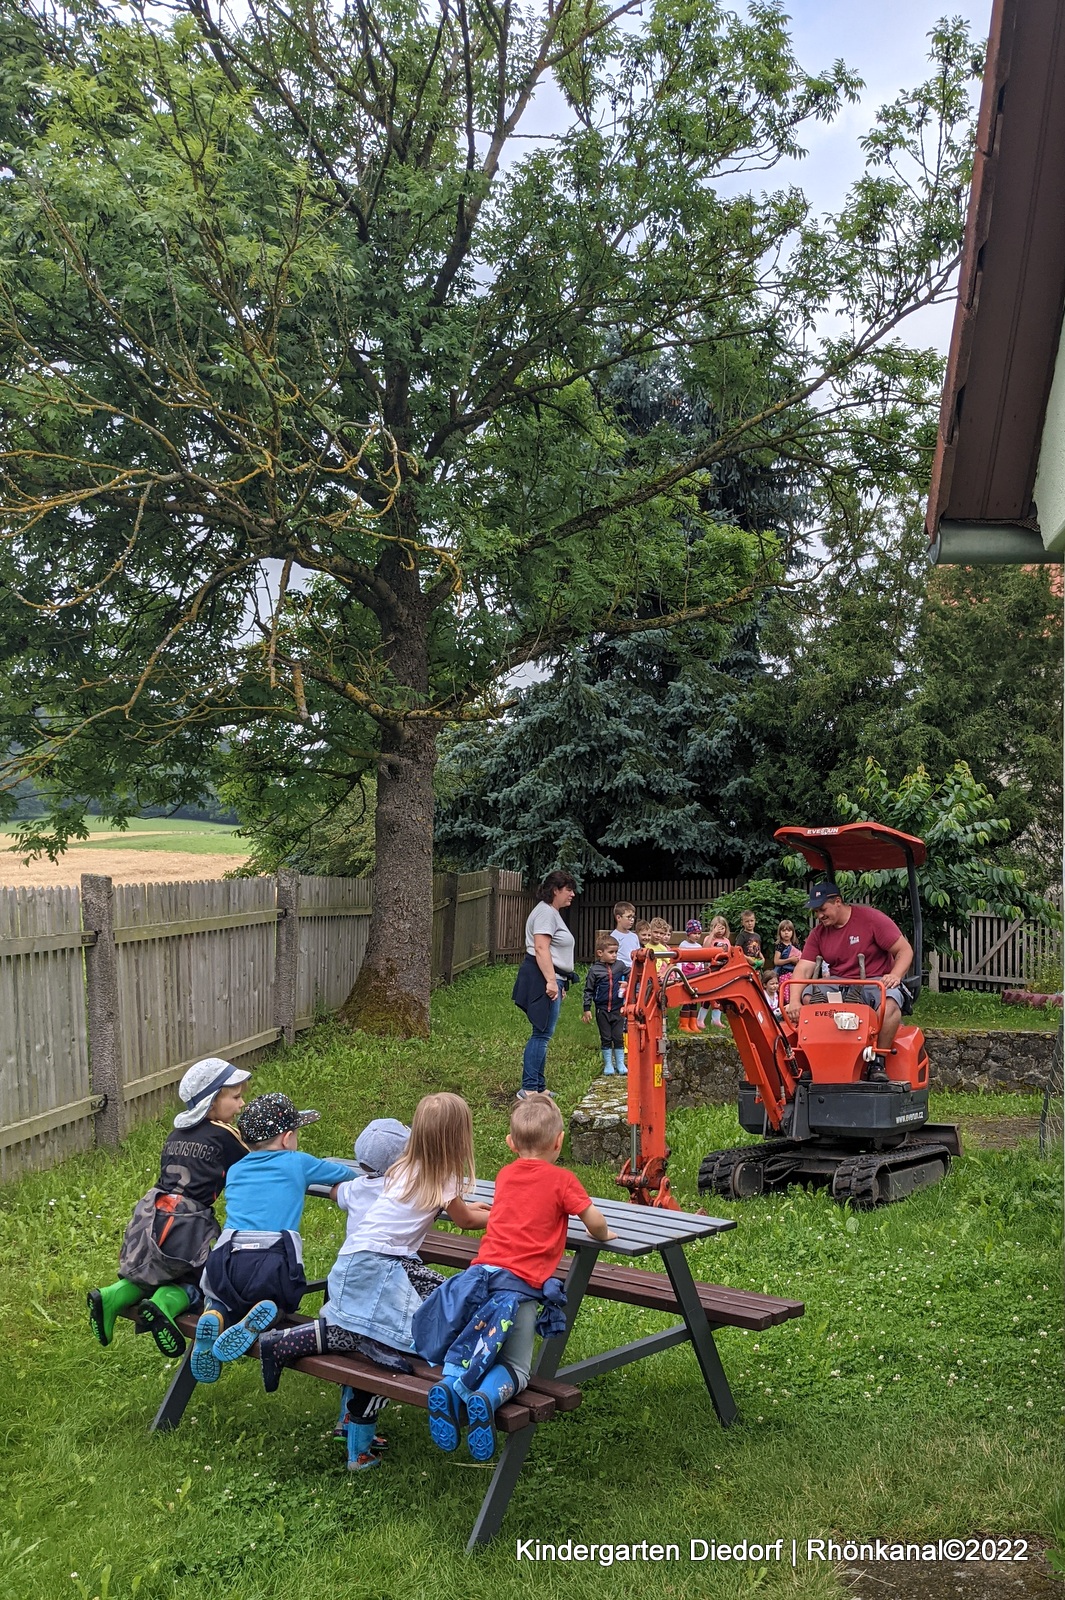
{"left": 144, "top": 1176, "right": 804, "bottom": 1550}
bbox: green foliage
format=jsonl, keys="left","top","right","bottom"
{"left": 0, "top": 0, "right": 981, "bottom": 1028}
{"left": 1023, "top": 951, "right": 1064, "bottom": 998}
{"left": 782, "top": 759, "right": 1060, "bottom": 955}
{"left": 705, "top": 878, "right": 810, "bottom": 944}
{"left": 740, "top": 513, "right": 1063, "bottom": 891}
{"left": 222, "top": 772, "right": 377, "bottom": 879}
{"left": 436, "top": 621, "right": 782, "bottom": 884}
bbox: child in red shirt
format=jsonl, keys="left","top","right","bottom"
{"left": 419, "top": 1095, "right": 613, "bottom": 1460}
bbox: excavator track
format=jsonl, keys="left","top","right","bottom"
{"left": 829, "top": 1141, "right": 955, "bottom": 1208}
{"left": 698, "top": 1136, "right": 956, "bottom": 1208}
{"left": 697, "top": 1144, "right": 794, "bottom": 1200}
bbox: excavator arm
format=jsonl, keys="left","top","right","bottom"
{"left": 619, "top": 945, "right": 803, "bottom": 1206}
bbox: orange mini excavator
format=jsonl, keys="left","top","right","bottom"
{"left": 618, "top": 822, "right": 962, "bottom": 1210}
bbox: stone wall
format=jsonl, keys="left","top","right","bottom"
{"left": 568, "top": 1028, "right": 1056, "bottom": 1166}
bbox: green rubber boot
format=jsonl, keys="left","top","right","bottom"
{"left": 139, "top": 1284, "right": 190, "bottom": 1358}
{"left": 87, "top": 1279, "right": 145, "bottom": 1347}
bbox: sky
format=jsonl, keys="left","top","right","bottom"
{"left": 748, "top": 0, "right": 992, "bottom": 351}
{"left": 781, "top": 0, "right": 990, "bottom": 205}
{"left": 520, "top": 0, "right": 993, "bottom": 351}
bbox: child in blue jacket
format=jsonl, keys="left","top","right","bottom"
{"left": 581, "top": 934, "right": 629, "bottom": 1075}
{"left": 190, "top": 1092, "right": 352, "bottom": 1382}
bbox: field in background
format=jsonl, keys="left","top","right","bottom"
{"left": 0, "top": 818, "right": 248, "bottom": 885}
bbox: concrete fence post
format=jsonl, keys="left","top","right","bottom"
{"left": 275, "top": 869, "right": 301, "bottom": 1045}
{"left": 81, "top": 873, "right": 123, "bottom": 1148}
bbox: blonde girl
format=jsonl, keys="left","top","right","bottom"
{"left": 258, "top": 1093, "right": 490, "bottom": 1472}
{"left": 774, "top": 920, "right": 800, "bottom": 983}
{"left": 698, "top": 917, "right": 732, "bottom": 1029}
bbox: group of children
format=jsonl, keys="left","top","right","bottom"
{"left": 89, "top": 1062, "right": 614, "bottom": 1474}
{"left": 577, "top": 903, "right": 803, "bottom": 1075}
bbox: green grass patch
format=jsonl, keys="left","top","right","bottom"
{"left": 0, "top": 966, "right": 1060, "bottom": 1600}
{"left": 914, "top": 988, "right": 1060, "bottom": 1031}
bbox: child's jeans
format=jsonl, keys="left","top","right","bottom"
{"left": 443, "top": 1268, "right": 540, "bottom": 1393}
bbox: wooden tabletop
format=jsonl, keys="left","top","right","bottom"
{"left": 467, "top": 1177, "right": 735, "bottom": 1256}
{"left": 315, "top": 1162, "right": 735, "bottom": 1257}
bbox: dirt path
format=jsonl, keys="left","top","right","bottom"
{"left": 0, "top": 848, "right": 249, "bottom": 887}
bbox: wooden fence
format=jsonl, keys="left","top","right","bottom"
{"left": 566, "top": 876, "right": 741, "bottom": 961}
{"left": 0, "top": 867, "right": 506, "bottom": 1182}
{"left": 2, "top": 864, "right": 1060, "bottom": 1180}
{"left": 932, "top": 909, "right": 1063, "bottom": 992}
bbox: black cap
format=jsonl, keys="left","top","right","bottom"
{"left": 238, "top": 1092, "right": 320, "bottom": 1145}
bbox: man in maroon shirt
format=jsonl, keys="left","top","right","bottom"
{"left": 784, "top": 882, "right": 915, "bottom": 1068}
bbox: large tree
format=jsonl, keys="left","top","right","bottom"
{"left": 0, "top": 1, "right": 978, "bottom": 1033}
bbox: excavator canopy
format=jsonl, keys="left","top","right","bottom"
{"left": 774, "top": 822, "right": 927, "bottom": 874}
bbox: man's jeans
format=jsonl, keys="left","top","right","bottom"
{"left": 802, "top": 983, "right": 907, "bottom": 1013}
{"left": 522, "top": 993, "right": 562, "bottom": 1092}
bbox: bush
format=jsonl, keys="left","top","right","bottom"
{"left": 703, "top": 878, "right": 810, "bottom": 944}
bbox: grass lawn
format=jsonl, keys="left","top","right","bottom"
{"left": 913, "top": 989, "right": 1061, "bottom": 1032}
{"left": 0, "top": 966, "right": 1061, "bottom": 1600}
{"left": 0, "top": 818, "right": 243, "bottom": 856}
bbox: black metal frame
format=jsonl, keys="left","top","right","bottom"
{"left": 800, "top": 833, "right": 923, "bottom": 1000}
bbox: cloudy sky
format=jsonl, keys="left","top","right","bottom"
{"left": 785, "top": 0, "right": 990, "bottom": 206}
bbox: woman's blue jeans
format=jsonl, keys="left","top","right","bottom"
{"left": 522, "top": 994, "right": 562, "bottom": 1092}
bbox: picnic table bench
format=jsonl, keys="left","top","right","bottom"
{"left": 143, "top": 1181, "right": 804, "bottom": 1549}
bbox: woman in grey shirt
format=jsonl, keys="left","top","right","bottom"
{"left": 511, "top": 871, "right": 577, "bottom": 1099}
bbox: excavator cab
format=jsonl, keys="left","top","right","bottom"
{"left": 769, "top": 823, "right": 931, "bottom": 1106}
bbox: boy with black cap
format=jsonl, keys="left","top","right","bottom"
{"left": 191, "top": 1092, "right": 352, "bottom": 1382}
{"left": 87, "top": 1057, "right": 251, "bottom": 1358}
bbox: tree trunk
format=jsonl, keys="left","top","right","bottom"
{"left": 338, "top": 715, "right": 438, "bottom": 1036}
{"left": 338, "top": 519, "right": 437, "bottom": 1037}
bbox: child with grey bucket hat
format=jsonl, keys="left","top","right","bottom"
{"left": 190, "top": 1093, "right": 353, "bottom": 1384}
{"left": 327, "top": 1117, "right": 412, "bottom": 1455}
{"left": 87, "top": 1058, "right": 251, "bottom": 1359}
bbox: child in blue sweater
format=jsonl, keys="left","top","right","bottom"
{"left": 190, "top": 1092, "right": 352, "bottom": 1382}
{"left": 581, "top": 934, "right": 629, "bottom": 1075}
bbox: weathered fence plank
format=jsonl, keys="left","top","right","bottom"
{"left": 295, "top": 875, "right": 372, "bottom": 1027}
{"left": 0, "top": 884, "right": 93, "bottom": 1180}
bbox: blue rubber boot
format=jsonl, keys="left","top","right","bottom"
{"left": 613, "top": 1047, "right": 627, "bottom": 1075}
{"left": 212, "top": 1299, "right": 278, "bottom": 1364}
{"left": 463, "top": 1365, "right": 516, "bottom": 1462}
{"left": 191, "top": 1307, "right": 224, "bottom": 1383}
{"left": 346, "top": 1420, "right": 382, "bottom": 1472}
{"left": 601, "top": 1049, "right": 614, "bottom": 1076}
{"left": 427, "top": 1375, "right": 462, "bottom": 1452}
{"left": 333, "top": 1385, "right": 354, "bottom": 1437}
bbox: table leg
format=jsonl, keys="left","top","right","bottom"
{"left": 151, "top": 1350, "right": 198, "bottom": 1433}
{"left": 659, "top": 1241, "right": 738, "bottom": 1427}
{"left": 534, "top": 1246, "right": 597, "bottom": 1379}
{"left": 467, "top": 1247, "right": 598, "bottom": 1549}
